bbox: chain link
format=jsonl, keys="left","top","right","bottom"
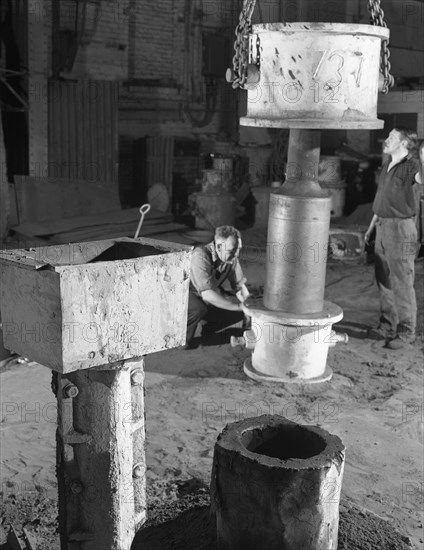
{"left": 231, "top": 0, "right": 257, "bottom": 89}
{"left": 256, "top": 33, "right": 261, "bottom": 71}
{"left": 367, "top": 0, "right": 395, "bottom": 93}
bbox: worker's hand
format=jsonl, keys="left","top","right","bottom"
{"left": 364, "top": 228, "right": 373, "bottom": 246}
{"left": 236, "top": 284, "right": 250, "bottom": 303}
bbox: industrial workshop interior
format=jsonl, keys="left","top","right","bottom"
{"left": 0, "top": 0, "right": 423, "bottom": 549}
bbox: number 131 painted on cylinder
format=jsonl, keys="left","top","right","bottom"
{"left": 310, "top": 50, "right": 364, "bottom": 102}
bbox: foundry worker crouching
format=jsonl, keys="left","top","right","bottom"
{"left": 185, "top": 225, "right": 250, "bottom": 349}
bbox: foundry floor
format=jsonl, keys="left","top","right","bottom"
{"left": 1, "top": 257, "right": 423, "bottom": 548}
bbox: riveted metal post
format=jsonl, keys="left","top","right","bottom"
{"left": 55, "top": 358, "right": 146, "bottom": 550}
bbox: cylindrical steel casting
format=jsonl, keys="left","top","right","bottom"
{"left": 211, "top": 415, "right": 345, "bottom": 550}
{"left": 285, "top": 129, "right": 322, "bottom": 193}
{"left": 244, "top": 302, "right": 343, "bottom": 383}
{"left": 240, "top": 23, "right": 389, "bottom": 129}
{"left": 264, "top": 192, "right": 331, "bottom": 313}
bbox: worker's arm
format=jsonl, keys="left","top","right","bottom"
{"left": 236, "top": 283, "right": 250, "bottom": 303}
{"left": 227, "top": 259, "right": 250, "bottom": 303}
{"left": 201, "top": 289, "right": 243, "bottom": 312}
{"left": 364, "top": 214, "right": 380, "bottom": 244}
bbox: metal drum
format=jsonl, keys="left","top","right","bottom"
{"left": 241, "top": 23, "right": 389, "bottom": 129}
{"left": 318, "top": 155, "right": 347, "bottom": 217}
{"left": 320, "top": 181, "right": 347, "bottom": 217}
{"left": 251, "top": 186, "right": 274, "bottom": 230}
{"left": 193, "top": 192, "right": 236, "bottom": 230}
{"left": 318, "top": 156, "right": 342, "bottom": 184}
{"left": 264, "top": 192, "right": 331, "bottom": 313}
{"left": 212, "top": 156, "right": 234, "bottom": 172}
{"left": 201, "top": 169, "right": 233, "bottom": 193}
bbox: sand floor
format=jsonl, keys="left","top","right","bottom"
{"left": 0, "top": 258, "right": 423, "bottom": 549}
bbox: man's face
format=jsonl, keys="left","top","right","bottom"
{"left": 383, "top": 130, "right": 406, "bottom": 156}
{"left": 215, "top": 236, "right": 239, "bottom": 265}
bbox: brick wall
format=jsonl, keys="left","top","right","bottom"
{"left": 55, "top": 0, "right": 130, "bottom": 80}
{"left": 128, "top": 0, "right": 176, "bottom": 81}
{"left": 119, "top": 0, "right": 238, "bottom": 139}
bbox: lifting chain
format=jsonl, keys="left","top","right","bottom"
{"left": 229, "top": 0, "right": 394, "bottom": 93}
{"left": 367, "top": 0, "right": 395, "bottom": 93}
{"left": 229, "top": 0, "right": 257, "bottom": 89}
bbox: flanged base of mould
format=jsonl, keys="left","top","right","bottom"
{"left": 243, "top": 357, "right": 333, "bottom": 384}
{"left": 240, "top": 117, "right": 384, "bottom": 130}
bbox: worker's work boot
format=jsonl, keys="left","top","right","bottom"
{"left": 176, "top": 340, "right": 200, "bottom": 351}
{"left": 386, "top": 334, "right": 416, "bottom": 350}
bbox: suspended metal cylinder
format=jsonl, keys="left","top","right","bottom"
{"left": 241, "top": 23, "right": 389, "bottom": 129}
{"left": 264, "top": 192, "right": 331, "bottom": 313}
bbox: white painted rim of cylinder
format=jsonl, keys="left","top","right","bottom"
{"left": 240, "top": 117, "right": 385, "bottom": 130}
{"left": 250, "top": 22, "right": 390, "bottom": 40}
{"left": 246, "top": 300, "right": 343, "bottom": 326}
{"left": 244, "top": 357, "right": 333, "bottom": 385}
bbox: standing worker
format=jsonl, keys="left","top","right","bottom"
{"left": 184, "top": 226, "right": 250, "bottom": 349}
{"left": 365, "top": 127, "right": 422, "bottom": 349}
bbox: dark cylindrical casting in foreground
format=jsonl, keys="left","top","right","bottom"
{"left": 211, "top": 415, "right": 345, "bottom": 550}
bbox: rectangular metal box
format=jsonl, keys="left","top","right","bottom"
{"left": 0, "top": 237, "right": 192, "bottom": 373}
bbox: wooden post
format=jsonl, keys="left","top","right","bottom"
{"left": 28, "top": 0, "right": 49, "bottom": 176}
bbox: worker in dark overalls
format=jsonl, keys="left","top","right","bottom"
{"left": 365, "top": 127, "right": 421, "bottom": 349}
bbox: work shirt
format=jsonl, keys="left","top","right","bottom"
{"left": 372, "top": 156, "right": 420, "bottom": 218}
{"left": 190, "top": 241, "right": 246, "bottom": 298}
